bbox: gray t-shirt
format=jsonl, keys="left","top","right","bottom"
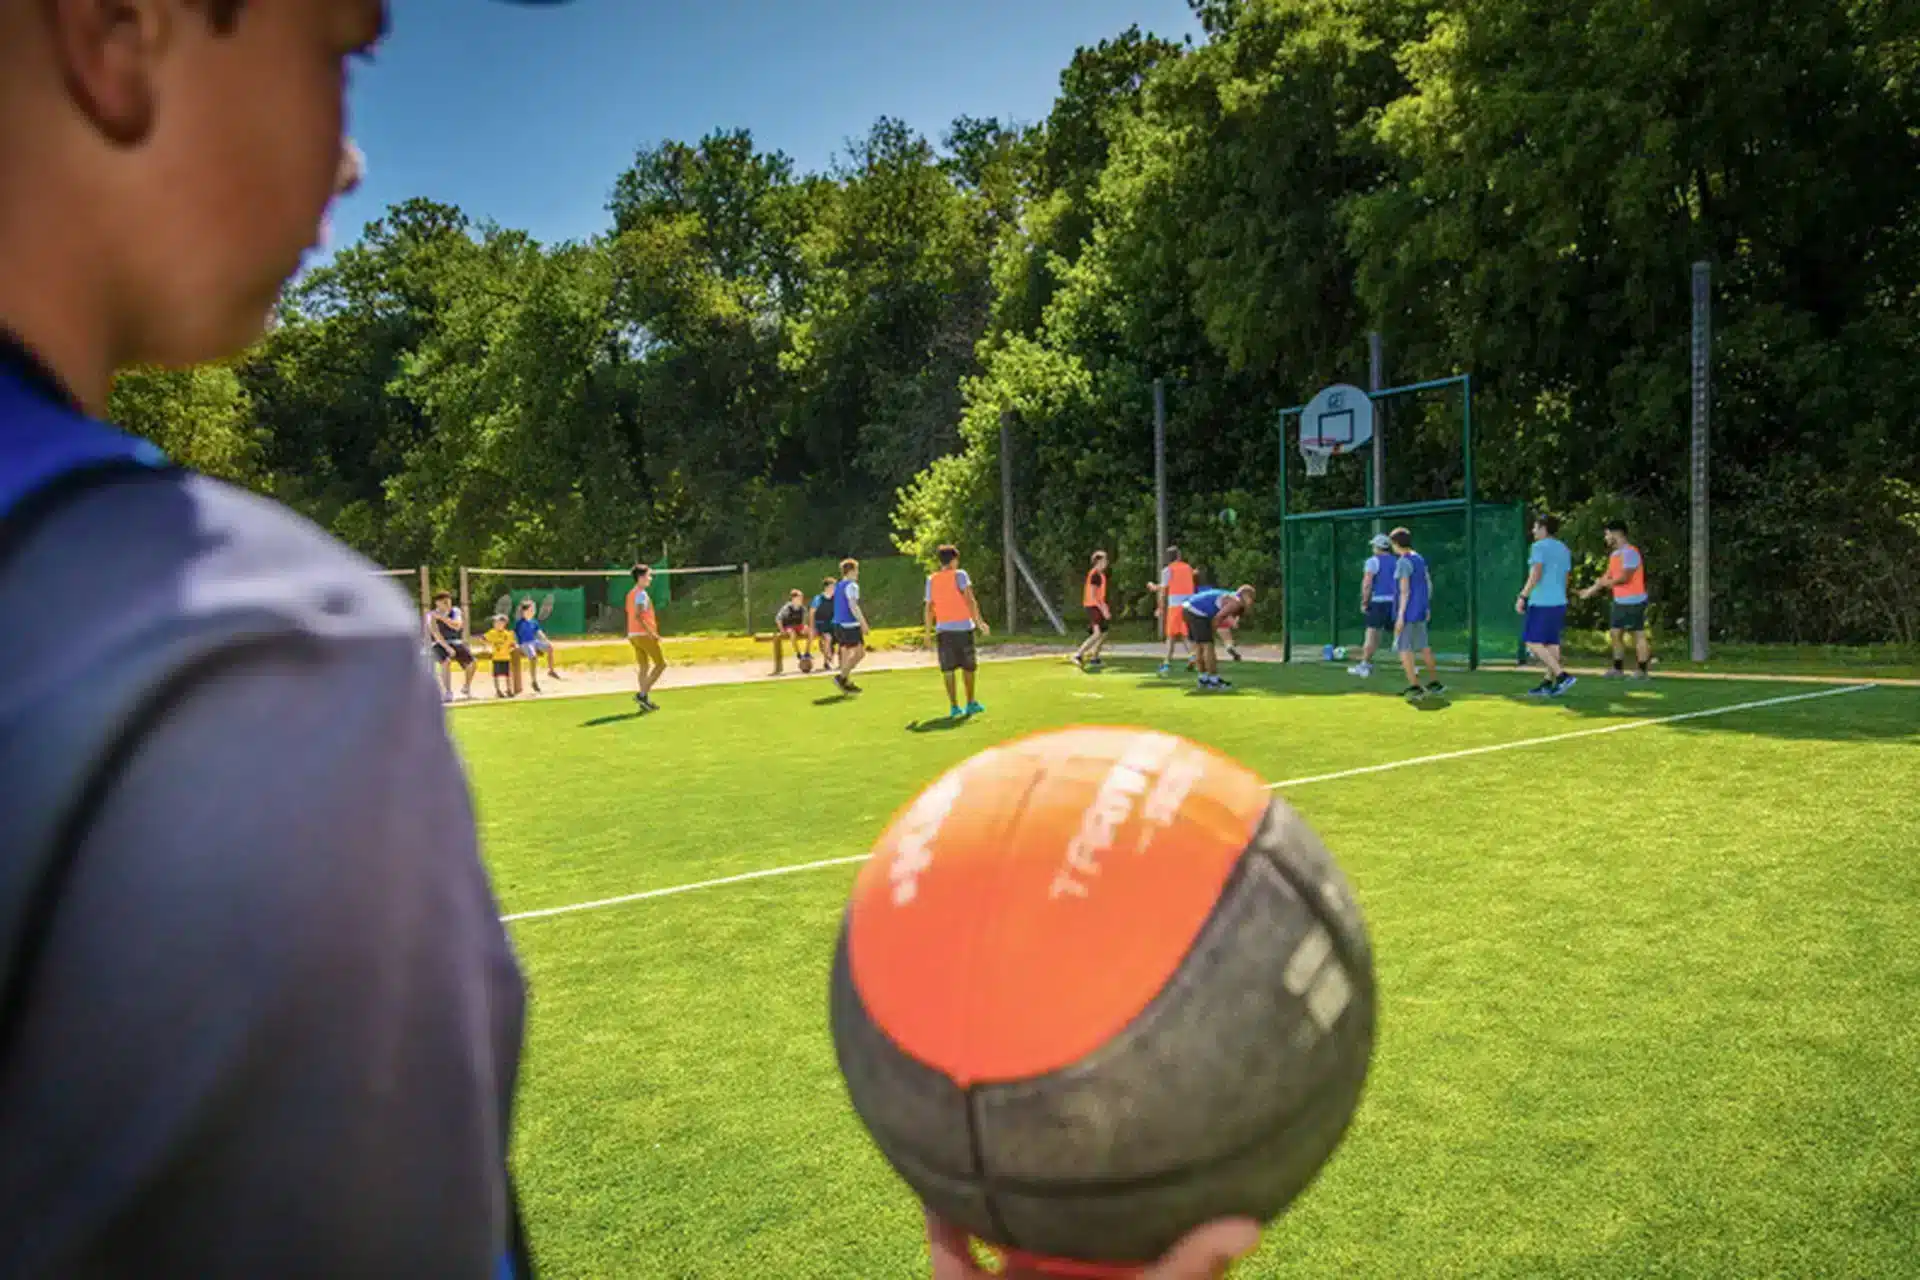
{"left": 0, "top": 470, "right": 525, "bottom": 1277}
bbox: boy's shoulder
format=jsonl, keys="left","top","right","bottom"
{"left": 4, "top": 468, "right": 415, "bottom": 666}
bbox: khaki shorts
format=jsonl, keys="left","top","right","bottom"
{"left": 629, "top": 635, "right": 665, "bottom": 664}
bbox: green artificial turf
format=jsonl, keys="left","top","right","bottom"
{"left": 452, "top": 659, "right": 1920, "bottom": 1279}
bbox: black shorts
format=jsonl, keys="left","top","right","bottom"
{"left": 836, "top": 625, "right": 865, "bottom": 649}
{"left": 1085, "top": 607, "right": 1108, "bottom": 634}
{"left": 1185, "top": 611, "right": 1215, "bottom": 645}
{"left": 491, "top": 659, "right": 511, "bottom": 677}
{"left": 433, "top": 643, "right": 475, "bottom": 667}
{"left": 1365, "top": 601, "right": 1395, "bottom": 630}
{"left": 1610, "top": 601, "right": 1648, "bottom": 632}
{"left": 936, "top": 629, "right": 978, "bottom": 673}
{"left": 815, "top": 620, "right": 835, "bottom": 639}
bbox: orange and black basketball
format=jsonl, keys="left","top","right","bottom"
{"left": 829, "top": 727, "right": 1376, "bottom": 1273}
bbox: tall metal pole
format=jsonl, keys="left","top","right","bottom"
{"left": 1000, "top": 410, "right": 1018, "bottom": 633}
{"left": 1463, "top": 376, "right": 1479, "bottom": 670}
{"left": 1368, "top": 332, "right": 1385, "bottom": 511}
{"left": 1153, "top": 377, "right": 1168, "bottom": 561}
{"left": 741, "top": 563, "right": 752, "bottom": 637}
{"left": 1690, "top": 261, "right": 1712, "bottom": 663}
{"left": 1278, "top": 410, "right": 1292, "bottom": 664}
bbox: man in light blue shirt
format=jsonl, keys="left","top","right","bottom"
{"left": 1517, "top": 513, "right": 1576, "bottom": 696}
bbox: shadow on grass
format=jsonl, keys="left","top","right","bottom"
{"left": 581, "top": 711, "right": 645, "bottom": 728}
{"left": 906, "top": 717, "right": 972, "bottom": 733}
{"left": 814, "top": 694, "right": 855, "bottom": 706}
{"left": 1086, "top": 657, "right": 1911, "bottom": 743}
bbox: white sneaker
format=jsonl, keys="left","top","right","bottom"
{"left": 1347, "top": 662, "right": 1373, "bottom": 678}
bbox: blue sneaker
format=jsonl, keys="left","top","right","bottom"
{"left": 949, "top": 704, "right": 965, "bottom": 720}
{"left": 1550, "top": 674, "right": 1578, "bottom": 697}
{"left": 1157, "top": 663, "right": 1170, "bottom": 677}
{"left": 965, "top": 701, "right": 986, "bottom": 716}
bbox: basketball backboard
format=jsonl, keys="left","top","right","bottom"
{"left": 1299, "top": 383, "right": 1375, "bottom": 452}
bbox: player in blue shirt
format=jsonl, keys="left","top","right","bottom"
{"left": 512, "top": 599, "right": 549, "bottom": 694}
{"left": 1182, "top": 585, "right": 1255, "bottom": 690}
{"left": 1389, "top": 528, "right": 1445, "bottom": 700}
{"left": 1348, "top": 533, "right": 1399, "bottom": 679}
{"left": 1518, "top": 513, "right": 1577, "bottom": 696}
{"left": 831, "top": 557, "right": 871, "bottom": 694}
{"left": 0, "top": 3, "right": 530, "bottom": 1274}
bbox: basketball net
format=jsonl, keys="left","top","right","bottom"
{"left": 1300, "top": 438, "right": 1339, "bottom": 478}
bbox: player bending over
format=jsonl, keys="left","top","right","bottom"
{"left": 1388, "top": 528, "right": 1445, "bottom": 700}
{"left": 1150, "top": 545, "right": 1196, "bottom": 676}
{"left": 1580, "top": 519, "right": 1653, "bottom": 679}
{"left": 1348, "top": 534, "right": 1398, "bottom": 679}
{"left": 1183, "top": 586, "right": 1254, "bottom": 690}
{"left": 925, "top": 544, "right": 990, "bottom": 718}
{"left": 773, "top": 588, "right": 812, "bottom": 675}
{"left": 426, "top": 591, "right": 478, "bottom": 702}
{"left": 1518, "top": 514, "right": 1576, "bottom": 697}
{"left": 1073, "top": 549, "right": 1112, "bottom": 670}
{"left": 832, "top": 558, "right": 871, "bottom": 694}
{"left": 812, "top": 575, "right": 839, "bottom": 669}
{"left": 627, "top": 563, "right": 667, "bottom": 711}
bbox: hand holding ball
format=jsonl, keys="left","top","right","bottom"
{"left": 830, "top": 728, "right": 1376, "bottom": 1275}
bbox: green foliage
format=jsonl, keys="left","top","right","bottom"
{"left": 118, "top": 1, "right": 1917, "bottom": 643}
{"left": 108, "top": 364, "right": 261, "bottom": 483}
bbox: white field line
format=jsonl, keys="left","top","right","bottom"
{"left": 500, "top": 682, "right": 1877, "bottom": 926}
{"left": 1261, "top": 682, "right": 1876, "bottom": 791}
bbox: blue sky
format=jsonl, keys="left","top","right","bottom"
{"left": 329, "top": 0, "right": 1202, "bottom": 253}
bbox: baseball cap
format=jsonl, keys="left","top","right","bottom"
{"left": 1370, "top": 533, "right": 1392, "bottom": 550}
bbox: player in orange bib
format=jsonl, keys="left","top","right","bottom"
{"left": 923, "top": 544, "right": 991, "bottom": 719}
{"left": 1147, "top": 545, "right": 1197, "bottom": 677}
{"left": 1580, "top": 519, "right": 1654, "bottom": 679}
{"left": 626, "top": 562, "right": 667, "bottom": 712}
{"left": 1072, "top": 549, "right": 1113, "bottom": 671}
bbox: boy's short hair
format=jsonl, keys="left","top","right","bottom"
{"left": 822, "top": 576, "right": 837, "bottom": 589}
{"left": 518, "top": 599, "right": 534, "bottom": 610}
{"left": 936, "top": 545, "right": 959, "bottom": 566}
{"left": 1236, "top": 584, "right": 1257, "bottom": 598}
{"left": 433, "top": 591, "right": 452, "bottom": 605}
{"left": 491, "top": 614, "right": 508, "bottom": 625}
{"left": 789, "top": 588, "right": 804, "bottom": 600}
{"left": 1091, "top": 549, "right": 1107, "bottom": 564}
{"left": 632, "top": 563, "right": 651, "bottom": 580}
{"left": 1389, "top": 527, "right": 1413, "bottom": 549}
{"left": 1534, "top": 513, "right": 1561, "bottom": 535}
{"left": 840, "top": 558, "right": 859, "bottom": 575}
{"left": 1166, "top": 545, "right": 1180, "bottom": 560}
{"left": 1604, "top": 519, "right": 1629, "bottom": 535}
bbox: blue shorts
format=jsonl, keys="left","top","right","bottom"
{"left": 1523, "top": 605, "right": 1568, "bottom": 646}
{"left": 1365, "top": 601, "right": 1395, "bottom": 630}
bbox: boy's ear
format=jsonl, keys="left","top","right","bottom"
{"left": 47, "top": 0, "right": 170, "bottom": 147}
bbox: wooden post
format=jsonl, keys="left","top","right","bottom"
{"left": 742, "top": 563, "right": 753, "bottom": 637}
{"left": 457, "top": 566, "right": 471, "bottom": 640}
{"left": 417, "top": 565, "right": 431, "bottom": 617}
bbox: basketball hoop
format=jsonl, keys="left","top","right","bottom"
{"left": 1300, "top": 438, "right": 1340, "bottom": 478}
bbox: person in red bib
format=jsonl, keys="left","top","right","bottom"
{"left": 1073, "top": 549, "right": 1113, "bottom": 670}
{"left": 1580, "top": 519, "right": 1654, "bottom": 678}
{"left": 923, "top": 544, "right": 991, "bottom": 718}
{"left": 1148, "top": 545, "right": 1197, "bottom": 676}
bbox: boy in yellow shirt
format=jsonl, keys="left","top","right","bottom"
{"left": 483, "top": 615, "right": 517, "bottom": 699}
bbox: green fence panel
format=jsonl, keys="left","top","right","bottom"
{"left": 508, "top": 587, "right": 586, "bottom": 638}
{"left": 1286, "top": 502, "right": 1525, "bottom": 663}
